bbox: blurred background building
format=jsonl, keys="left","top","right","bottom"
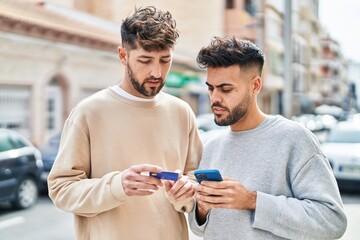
{"left": 0, "top": 0, "right": 359, "bottom": 147}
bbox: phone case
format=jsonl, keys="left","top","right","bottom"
{"left": 194, "top": 169, "right": 223, "bottom": 183}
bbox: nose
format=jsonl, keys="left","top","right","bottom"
{"left": 150, "top": 64, "right": 162, "bottom": 79}
{"left": 209, "top": 89, "right": 222, "bottom": 104}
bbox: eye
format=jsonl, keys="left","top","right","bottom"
{"left": 221, "top": 88, "right": 232, "bottom": 93}
{"left": 138, "top": 60, "right": 150, "bottom": 64}
{"left": 160, "top": 59, "right": 171, "bottom": 64}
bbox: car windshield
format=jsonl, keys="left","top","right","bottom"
{"left": 327, "top": 128, "right": 360, "bottom": 143}
{"left": 0, "top": 132, "right": 13, "bottom": 152}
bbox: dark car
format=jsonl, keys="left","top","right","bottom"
{"left": 0, "top": 128, "right": 43, "bottom": 209}
{"left": 39, "top": 133, "right": 61, "bottom": 191}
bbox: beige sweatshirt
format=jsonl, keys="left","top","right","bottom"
{"left": 48, "top": 88, "right": 203, "bottom": 240}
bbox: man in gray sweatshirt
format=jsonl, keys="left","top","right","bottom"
{"left": 189, "top": 36, "right": 347, "bottom": 239}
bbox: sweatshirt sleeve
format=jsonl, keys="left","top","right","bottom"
{"left": 48, "top": 119, "right": 130, "bottom": 217}
{"left": 252, "top": 153, "right": 347, "bottom": 239}
{"left": 188, "top": 201, "right": 208, "bottom": 237}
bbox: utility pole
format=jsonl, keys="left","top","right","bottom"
{"left": 255, "top": 0, "right": 265, "bottom": 49}
{"left": 283, "top": 0, "right": 293, "bottom": 118}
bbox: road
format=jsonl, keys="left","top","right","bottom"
{"left": 0, "top": 192, "right": 359, "bottom": 240}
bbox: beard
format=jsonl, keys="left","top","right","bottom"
{"left": 213, "top": 93, "right": 251, "bottom": 126}
{"left": 127, "top": 63, "right": 165, "bottom": 97}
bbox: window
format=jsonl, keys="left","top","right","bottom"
{"left": 0, "top": 132, "right": 14, "bottom": 152}
{"left": 245, "top": 0, "right": 255, "bottom": 16}
{"left": 0, "top": 87, "right": 30, "bottom": 136}
{"left": 269, "top": 48, "right": 284, "bottom": 77}
{"left": 226, "top": 0, "right": 234, "bottom": 9}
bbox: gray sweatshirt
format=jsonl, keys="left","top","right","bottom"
{"left": 189, "top": 115, "right": 347, "bottom": 240}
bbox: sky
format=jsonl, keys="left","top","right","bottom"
{"left": 319, "top": 0, "right": 360, "bottom": 63}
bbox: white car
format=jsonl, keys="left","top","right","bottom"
{"left": 321, "top": 122, "right": 360, "bottom": 191}
{"left": 196, "top": 113, "right": 228, "bottom": 144}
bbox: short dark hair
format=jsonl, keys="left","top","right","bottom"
{"left": 197, "top": 36, "right": 265, "bottom": 76}
{"left": 121, "top": 6, "right": 179, "bottom": 51}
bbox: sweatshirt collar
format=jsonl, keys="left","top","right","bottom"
{"left": 107, "top": 87, "right": 163, "bottom": 108}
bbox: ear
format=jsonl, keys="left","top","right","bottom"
{"left": 252, "top": 76, "right": 262, "bottom": 95}
{"left": 118, "top": 46, "right": 127, "bottom": 65}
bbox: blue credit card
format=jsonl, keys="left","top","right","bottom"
{"left": 149, "top": 171, "right": 179, "bottom": 181}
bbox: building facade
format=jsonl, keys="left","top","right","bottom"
{"left": 0, "top": 1, "right": 124, "bottom": 145}
{"left": 320, "top": 35, "right": 349, "bottom": 108}
{"left": 1, "top": 0, "right": 353, "bottom": 146}
{"left": 0, "top": 0, "right": 223, "bottom": 146}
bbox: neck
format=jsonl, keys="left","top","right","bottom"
{"left": 230, "top": 106, "right": 267, "bottom": 132}
{"left": 118, "top": 80, "right": 153, "bottom": 99}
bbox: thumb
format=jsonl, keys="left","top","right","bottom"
{"left": 223, "top": 177, "right": 236, "bottom": 181}
{"left": 175, "top": 169, "right": 182, "bottom": 177}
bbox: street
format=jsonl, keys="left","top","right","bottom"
{"left": 0, "top": 192, "right": 359, "bottom": 240}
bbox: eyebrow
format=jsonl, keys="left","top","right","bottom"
{"left": 138, "top": 55, "right": 171, "bottom": 59}
{"left": 205, "top": 82, "right": 234, "bottom": 88}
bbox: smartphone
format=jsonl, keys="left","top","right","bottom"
{"left": 194, "top": 169, "right": 223, "bottom": 183}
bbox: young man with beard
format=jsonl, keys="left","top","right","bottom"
{"left": 48, "top": 6, "right": 202, "bottom": 240}
{"left": 188, "top": 36, "right": 347, "bottom": 239}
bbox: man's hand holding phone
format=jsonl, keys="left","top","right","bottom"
{"left": 193, "top": 169, "right": 257, "bottom": 220}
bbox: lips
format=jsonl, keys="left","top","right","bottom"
{"left": 146, "top": 80, "right": 161, "bottom": 86}
{"left": 212, "top": 107, "right": 227, "bottom": 115}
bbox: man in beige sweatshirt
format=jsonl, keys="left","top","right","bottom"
{"left": 48, "top": 6, "right": 203, "bottom": 240}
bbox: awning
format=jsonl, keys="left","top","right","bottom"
{"left": 165, "top": 72, "right": 201, "bottom": 88}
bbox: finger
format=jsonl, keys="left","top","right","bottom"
{"left": 167, "top": 175, "right": 189, "bottom": 195}
{"left": 131, "top": 164, "right": 163, "bottom": 173}
{"left": 172, "top": 182, "right": 194, "bottom": 200}
{"left": 223, "top": 177, "right": 237, "bottom": 181}
{"left": 164, "top": 180, "right": 174, "bottom": 192}
{"left": 174, "top": 186, "right": 194, "bottom": 202}
{"left": 200, "top": 180, "right": 225, "bottom": 188}
{"left": 196, "top": 193, "right": 226, "bottom": 205}
{"left": 175, "top": 169, "right": 182, "bottom": 176}
{"left": 197, "top": 200, "right": 210, "bottom": 211}
{"left": 125, "top": 171, "right": 163, "bottom": 187}
{"left": 123, "top": 172, "right": 162, "bottom": 188}
{"left": 195, "top": 184, "right": 221, "bottom": 196}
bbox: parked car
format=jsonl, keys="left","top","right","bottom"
{"left": 321, "top": 122, "right": 360, "bottom": 191}
{"left": 347, "top": 113, "right": 360, "bottom": 124}
{"left": 0, "top": 128, "right": 43, "bottom": 209}
{"left": 291, "top": 114, "right": 325, "bottom": 132}
{"left": 39, "top": 132, "right": 61, "bottom": 191}
{"left": 196, "top": 113, "right": 228, "bottom": 144}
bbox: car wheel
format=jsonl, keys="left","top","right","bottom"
{"left": 12, "top": 177, "right": 39, "bottom": 209}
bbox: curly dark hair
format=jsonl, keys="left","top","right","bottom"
{"left": 197, "top": 36, "right": 265, "bottom": 76}
{"left": 121, "top": 6, "right": 179, "bottom": 51}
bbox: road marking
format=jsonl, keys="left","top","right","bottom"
{"left": 0, "top": 216, "right": 25, "bottom": 230}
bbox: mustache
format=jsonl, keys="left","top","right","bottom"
{"left": 211, "top": 102, "right": 225, "bottom": 108}
{"left": 211, "top": 103, "right": 228, "bottom": 111}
